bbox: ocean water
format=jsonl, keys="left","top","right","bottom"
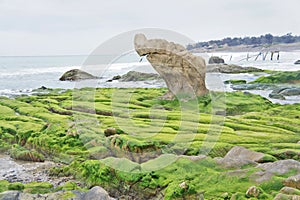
{"left": 0, "top": 51, "right": 300, "bottom": 103}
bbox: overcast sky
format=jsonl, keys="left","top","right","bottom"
{"left": 0, "top": 0, "right": 299, "bottom": 56}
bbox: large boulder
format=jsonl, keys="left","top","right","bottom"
{"left": 251, "top": 159, "right": 300, "bottom": 183}
{"left": 208, "top": 56, "right": 225, "bottom": 64}
{"left": 215, "top": 146, "right": 265, "bottom": 168}
{"left": 134, "top": 34, "right": 208, "bottom": 99}
{"left": 295, "top": 60, "right": 300, "bottom": 65}
{"left": 59, "top": 69, "right": 98, "bottom": 81}
{"left": 0, "top": 191, "right": 20, "bottom": 200}
{"left": 83, "top": 186, "right": 111, "bottom": 200}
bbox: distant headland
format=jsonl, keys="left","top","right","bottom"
{"left": 188, "top": 33, "right": 300, "bottom": 52}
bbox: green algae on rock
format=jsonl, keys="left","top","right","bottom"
{"left": 251, "top": 70, "right": 300, "bottom": 84}
{"left": 0, "top": 88, "right": 299, "bottom": 199}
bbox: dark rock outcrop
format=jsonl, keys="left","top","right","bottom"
{"left": 295, "top": 60, "right": 300, "bottom": 65}
{"left": 269, "top": 87, "right": 300, "bottom": 100}
{"left": 134, "top": 33, "right": 208, "bottom": 99}
{"left": 59, "top": 69, "right": 98, "bottom": 81}
{"left": 208, "top": 56, "right": 225, "bottom": 64}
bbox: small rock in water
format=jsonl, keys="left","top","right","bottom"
{"left": 269, "top": 93, "right": 286, "bottom": 100}
{"left": 294, "top": 60, "right": 300, "bottom": 65}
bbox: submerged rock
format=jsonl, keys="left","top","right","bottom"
{"left": 207, "top": 64, "right": 262, "bottom": 73}
{"left": 269, "top": 92, "right": 286, "bottom": 100}
{"left": 269, "top": 87, "right": 300, "bottom": 99}
{"left": 208, "top": 56, "right": 224, "bottom": 64}
{"left": 59, "top": 69, "right": 98, "bottom": 81}
{"left": 280, "top": 88, "right": 300, "bottom": 96}
{"left": 134, "top": 33, "right": 208, "bottom": 99}
{"left": 224, "top": 79, "right": 247, "bottom": 84}
{"left": 119, "top": 71, "right": 161, "bottom": 82}
{"left": 231, "top": 83, "right": 272, "bottom": 90}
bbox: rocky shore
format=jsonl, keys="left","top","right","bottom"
{"left": 0, "top": 87, "right": 299, "bottom": 199}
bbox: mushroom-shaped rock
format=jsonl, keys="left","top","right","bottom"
{"left": 134, "top": 34, "right": 208, "bottom": 99}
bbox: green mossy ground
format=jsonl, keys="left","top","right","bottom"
{"left": 0, "top": 88, "right": 299, "bottom": 199}
{"left": 251, "top": 70, "right": 300, "bottom": 84}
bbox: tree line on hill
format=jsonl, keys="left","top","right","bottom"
{"left": 187, "top": 33, "right": 300, "bottom": 50}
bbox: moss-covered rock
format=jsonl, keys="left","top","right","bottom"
{"left": 9, "top": 145, "right": 45, "bottom": 162}
{"left": 251, "top": 71, "right": 300, "bottom": 84}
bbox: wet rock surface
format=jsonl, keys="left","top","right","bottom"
{"left": 0, "top": 154, "right": 73, "bottom": 187}
{"left": 295, "top": 60, "right": 300, "bottom": 65}
{"left": 0, "top": 186, "right": 115, "bottom": 200}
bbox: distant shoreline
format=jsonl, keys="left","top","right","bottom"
{"left": 190, "top": 42, "right": 300, "bottom": 53}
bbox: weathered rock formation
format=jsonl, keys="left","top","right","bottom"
{"left": 59, "top": 69, "right": 98, "bottom": 81}
{"left": 134, "top": 34, "right": 208, "bottom": 99}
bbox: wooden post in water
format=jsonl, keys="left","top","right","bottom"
{"left": 270, "top": 51, "right": 274, "bottom": 60}
{"left": 263, "top": 52, "right": 268, "bottom": 61}
{"left": 255, "top": 52, "right": 261, "bottom": 61}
